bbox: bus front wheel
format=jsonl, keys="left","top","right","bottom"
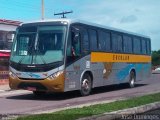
{"left": 80, "top": 74, "right": 92, "bottom": 96}
{"left": 128, "top": 71, "right": 135, "bottom": 88}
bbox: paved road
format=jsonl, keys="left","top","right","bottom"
{"left": 137, "top": 108, "right": 160, "bottom": 120}
{"left": 0, "top": 74, "right": 160, "bottom": 115}
{"left": 142, "top": 108, "right": 160, "bottom": 115}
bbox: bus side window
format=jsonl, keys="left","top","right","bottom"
{"left": 98, "top": 30, "right": 111, "bottom": 51}
{"left": 112, "top": 33, "right": 123, "bottom": 52}
{"left": 71, "top": 30, "right": 81, "bottom": 57}
{"left": 88, "top": 29, "right": 98, "bottom": 51}
{"left": 133, "top": 37, "right": 141, "bottom": 54}
{"left": 123, "top": 35, "right": 132, "bottom": 53}
{"left": 66, "top": 26, "right": 81, "bottom": 65}
{"left": 146, "top": 39, "right": 151, "bottom": 55}
{"left": 82, "top": 29, "right": 89, "bottom": 55}
{"left": 142, "top": 38, "right": 147, "bottom": 54}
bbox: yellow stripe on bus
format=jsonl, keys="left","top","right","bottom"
{"left": 91, "top": 52, "right": 151, "bottom": 63}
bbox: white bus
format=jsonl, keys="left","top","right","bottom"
{"left": 9, "top": 19, "right": 151, "bottom": 96}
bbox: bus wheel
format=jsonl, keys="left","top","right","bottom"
{"left": 80, "top": 74, "right": 92, "bottom": 96}
{"left": 128, "top": 71, "right": 135, "bottom": 88}
{"left": 33, "top": 91, "right": 46, "bottom": 96}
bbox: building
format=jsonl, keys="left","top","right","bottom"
{"left": 0, "top": 19, "right": 21, "bottom": 83}
{"left": 0, "top": 19, "right": 22, "bottom": 50}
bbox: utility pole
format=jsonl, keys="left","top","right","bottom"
{"left": 41, "top": 0, "right": 45, "bottom": 20}
{"left": 54, "top": 11, "right": 73, "bottom": 18}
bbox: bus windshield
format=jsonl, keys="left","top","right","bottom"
{"left": 10, "top": 26, "right": 66, "bottom": 64}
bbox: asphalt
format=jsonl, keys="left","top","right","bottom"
{"left": 142, "top": 108, "right": 160, "bottom": 115}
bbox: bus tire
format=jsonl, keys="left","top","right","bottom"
{"left": 80, "top": 74, "right": 92, "bottom": 96}
{"left": 33, "top": 91, "right": 46, "bottom": 96}
{"left": 128, "top": 71, "right": 136, "bottom": 88}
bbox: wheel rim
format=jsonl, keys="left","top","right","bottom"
{"left": 131, "top": 79, "right": 134, "bottom": 86}
{"left": 82, "top": 79, "right": 90, "bottom": 92}
{"left": 130, "top": 76, "right": 135, "bottom": 88}
{"left": 82, "top": 79, "right": 91, "bottom": 95}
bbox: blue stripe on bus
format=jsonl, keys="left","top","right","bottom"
{"left": 116, "top": 63, "right": 150, "bottom": 81}
{"left": 116, "top": 64, "right": 134, "bottom": 81}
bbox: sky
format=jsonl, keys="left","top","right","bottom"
{"left": 1, "top": 0, "right": 160, "bottom": 50}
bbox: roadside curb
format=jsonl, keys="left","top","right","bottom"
{"left": 78, "top": 102, "right": 160, "bottom": 120}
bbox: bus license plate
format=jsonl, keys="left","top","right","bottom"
{"left": 27, "top": 87, "right": 36, "bottom": 91}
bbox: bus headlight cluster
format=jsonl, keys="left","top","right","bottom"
{"left": 9, "top": 71, "right": 17, "bottom": 79}
{"left": 47, "top": 71, "right": 63, "bottom": 80}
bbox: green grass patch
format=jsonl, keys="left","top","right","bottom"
{"left": 17, "top": 92, "right": 160, "bottom": 120}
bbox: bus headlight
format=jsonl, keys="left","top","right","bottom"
{"left": 47, "top": 71, "right": 63, "bottom": 80}
{"left": 9, "top": 71, "right": 17, "bottom": 79}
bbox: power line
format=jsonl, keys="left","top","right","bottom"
{"left": 54, "top": 11, "right": 73, "bottom": 18}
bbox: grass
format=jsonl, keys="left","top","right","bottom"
{"left": 17, "top": 92, "right": 160, "bottom": 120}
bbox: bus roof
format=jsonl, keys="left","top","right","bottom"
{"left": 21, "top": 19, "right": 150, "bottom": 39}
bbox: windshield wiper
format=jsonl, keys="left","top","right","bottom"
{"left": 18, "top": 56, "right": 25, "bottom": 64}
{"left": 34, "top": 48, "right": 46, "bottom": 64}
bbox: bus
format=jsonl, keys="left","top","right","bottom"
{"left": 0, "top": 50, "right": 10, "bottom": 83}
{"left": 9, "top": 19, "right": 151, "bottom": 96}
{"left": 0, "top": 31, "right": 15, "bottom": 83}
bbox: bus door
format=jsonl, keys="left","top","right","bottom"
{"left": 65, "top": 26, "right": 82, "bottom": 91}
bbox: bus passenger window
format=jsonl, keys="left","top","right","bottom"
{"left": 142, "top": 39, "right": 147, "bottom": 54}
{"left": 98, "top": 31, "right": 111, "bottom": 51}
{"left": 123, "top": 35, "right": 132, "bottom": 53}
{"left": 146, "top": 40, "right": 151, "bottom": 55}
{"left": 89, "top": 29, "right": 98, "bottom": 51}
{"left": 71, "top": 31, "right": 81, "bottom": 57}
{"left": 66, "top": 28, "right": 81, "bottom": 65}
{"left": 82, "top": 29, "right": 89, "bottom": 54}
{"left": 112, "top": 33, "right": 123, "bottom": 52}
{"left": 133, "top": 37, "right": 141, "bottom": 54}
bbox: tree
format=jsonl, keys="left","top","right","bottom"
{"left": 152, "top": 50, "right": 160, "bottom": 66}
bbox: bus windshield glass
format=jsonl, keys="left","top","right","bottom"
{"left": 10, "top": 26, "right": 66, "bottom": 64}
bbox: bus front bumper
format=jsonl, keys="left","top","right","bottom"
{"left": 9, "top": 73, "right": 65, "bottom": 92}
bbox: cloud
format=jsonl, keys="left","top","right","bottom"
{"left": 70, "top": 0, "right": 160, "bottom": 50}
{"left": 8, "top": 0, "right": 159, "bottom": 50}
{"left": 120, "top": 15, "right": 137, "bottom": 23}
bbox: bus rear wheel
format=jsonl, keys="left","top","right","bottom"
{"left": 128, "top": 71, "right": 135, "bottom": 88}
{"left": 80, "top": 74, "right": 92, "bottom": 96}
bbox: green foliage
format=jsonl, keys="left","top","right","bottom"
{"left": 152, "top": 50, "right": 160, "bottom": 66}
